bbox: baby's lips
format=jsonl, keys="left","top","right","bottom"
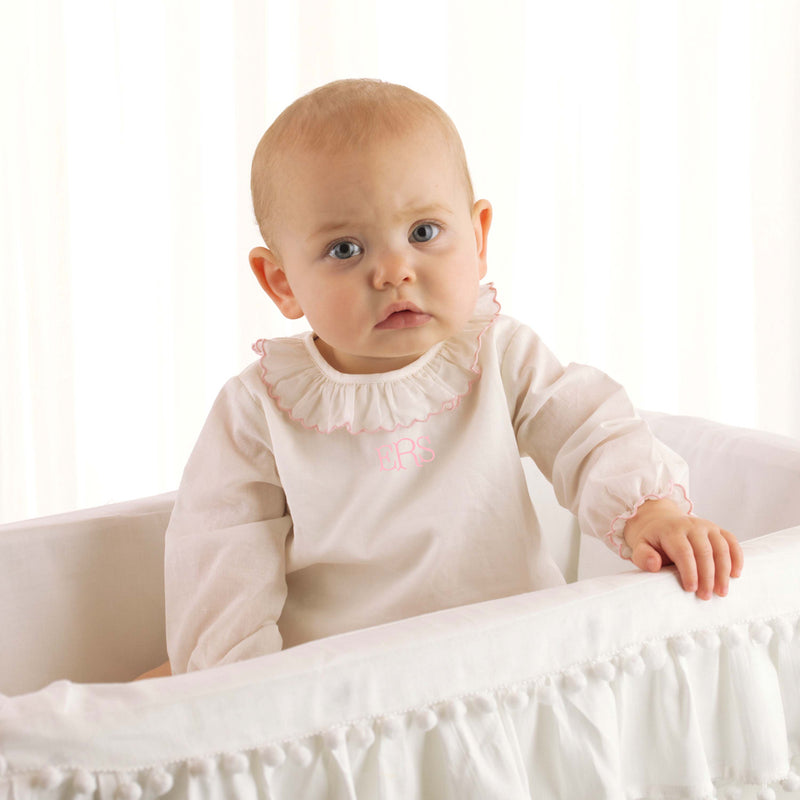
{"left": 377, "top": 300, "right": 424, "bottom": 322}
{"left": 375, "top": 310, "right": 432, "bottom": 330}
{"left": 375, "top": 300, "right": 431, "bottom": 330}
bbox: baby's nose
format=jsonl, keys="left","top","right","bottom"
{"left": 372, "top": 252, "right": 415, "bottom": 288}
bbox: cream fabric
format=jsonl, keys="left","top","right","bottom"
{"left": 165, "top": 286, "right": 689, "bottom": 673}
{"left": 2, "top": 414, "right": 799, "bottom": 797}
{"left": 642, "top": 412, "right": 800, "bottom": 540}
{"left": 1, "top": 529, "right": 799, "bottom": 799}
{"left": 579, "top": 412, "right": 800, "bottom": 580}
{"left": 6, "top": 3, "right": 800, "bottom": 527}
{"left": 0, "top": 494, "right": 174, "bottom": 696}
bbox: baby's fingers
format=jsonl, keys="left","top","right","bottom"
{"left": 630, "top": 541, "right": 663, "bottom": 574}
{"left": 689, "top": 530, "right": 720, "bottom": 600}
{"left": 678, "top": 525, "right": 742, "bottom": 600}
{"left": 663, "top": 535, "right": 700, "bottom": 596}
{"left": 709, "top": 529, "right": 733, "bottom": 597}
{"left": 724, "top": 528, "right": 744, "bottom": 578}
{"left": 712, "top": 527, "right": 743, "bottom": 594}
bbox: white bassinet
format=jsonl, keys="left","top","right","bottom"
{"left": 2, "top": 412, "right": 800, "bottom": 800}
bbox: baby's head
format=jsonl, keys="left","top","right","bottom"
{"left": 249, "top": 79, "right": 492, "bottom": 374}
{"left": 251, "top": 80, "right": 475, "bottom": 248}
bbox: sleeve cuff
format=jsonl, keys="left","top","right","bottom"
{"left": 603, "top": 483, "right": 694, "bottom": 559}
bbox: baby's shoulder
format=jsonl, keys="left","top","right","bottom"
{"left": 238, "top": 358, "right": 267, "bottom": 386}
{"left": 486, "top": 313, "right": 545, "bottom": 355}
{"left": 492, "top": 312, "right": 528, "bottom": 336}
{"left": 233, "top": 359, "right": 275, "bottom": 409}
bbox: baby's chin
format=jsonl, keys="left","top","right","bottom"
{"left": 313, "top": 338, "right": 422, "bottom": 375}
{"left": 317, "top": 311, "right": 475, "bottom": 373}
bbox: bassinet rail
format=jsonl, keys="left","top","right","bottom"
{"left": 1, "top": 528, "right": 799, "bottom": 800}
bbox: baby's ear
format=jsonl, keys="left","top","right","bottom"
{"left": 471, "top": 199, "right": 492, "bottom": 279}
{"left": 249, "top": 247, "right": 303, "bottom": 319}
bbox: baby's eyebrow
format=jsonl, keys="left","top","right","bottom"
{"left": 307, "top": 203, "right": 455, "bottom": 242}
{"left": 395, "top": 202, "right": 454, "bottom": 221}
{"left": 308, "top": 221, "right": 352, "bottom": 241}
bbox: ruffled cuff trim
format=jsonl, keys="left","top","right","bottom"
{"left": 603, "top": 483, "right": 694, "bottom": 559}
{"left": 253, "top": 284, "right": 501, "bottom": 435}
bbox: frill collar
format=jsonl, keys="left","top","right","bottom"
{"left": 253, "top": 284, "right": 501, "bottom": 434}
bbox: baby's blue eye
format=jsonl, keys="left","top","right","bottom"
{"left": 328, "top": 241, "right": 362, "bottom": 260}
{"left": 410, "top": 223, "right": 440, "bottom": 243}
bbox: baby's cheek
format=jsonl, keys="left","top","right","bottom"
{"left": 307, "top": 298, "right": 359, "bottom": 341}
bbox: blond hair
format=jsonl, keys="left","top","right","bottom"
{"left": 251, "top": 79, "right": 474, "bottom": 247}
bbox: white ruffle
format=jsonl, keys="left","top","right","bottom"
{"left": 252, "top": 284, "right": 501, "bottom": 434}
{"left": 3, "top": 530, "right": 799, "bottom": 800}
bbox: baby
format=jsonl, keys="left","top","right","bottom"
{"left": 162, "top": 79, "right": 743, "bottom": 675}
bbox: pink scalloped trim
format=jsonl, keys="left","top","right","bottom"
{"left": 603, "top": 483, "right": 694, "bottom": 559}
{"left": 253, "top": 285, "right": 501, "bottom": 435}
{"left": 252, "top": 357, "right": 469, "bottom": 436}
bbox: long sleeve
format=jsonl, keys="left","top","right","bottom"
{"left": 499, "top": 322, "right": 691, "bottom": 554}
{"left": 164, "top": 377, "right": 293, "bottom": 674}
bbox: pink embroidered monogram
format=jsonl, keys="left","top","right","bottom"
{"left": 376, "top": 435, "right": 436, "bottom": 472}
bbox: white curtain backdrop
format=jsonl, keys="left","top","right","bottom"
{"left": 2, "top": 0, "right": 799, "bottom": 523}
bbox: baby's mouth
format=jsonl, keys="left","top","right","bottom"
{"left": 375, "top": 302, "right": 432, "bottom": 330}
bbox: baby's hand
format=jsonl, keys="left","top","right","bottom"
{"left": 622, "top": 498, "right": 743, "bottom": 600}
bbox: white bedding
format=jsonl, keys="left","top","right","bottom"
{"left": 2, "top": 528, "right": 799, "bottom": 799}
{"left": 2, "top": 412, "right": 800, "bottom": 798}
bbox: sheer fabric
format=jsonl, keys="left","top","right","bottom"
{"left": 3, "top": 1, "right": 800, "bottom": 523}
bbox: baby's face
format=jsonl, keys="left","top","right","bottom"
{"left": 253, "top": 126, "right": 491, "bottom": 374}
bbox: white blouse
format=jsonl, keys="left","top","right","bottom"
{"left": 165, "top": 285, "right": 690, "bottom": 673}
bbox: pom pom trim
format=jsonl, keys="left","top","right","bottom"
{"left": 5, "top": 613, "right": 796, "bottom": 800}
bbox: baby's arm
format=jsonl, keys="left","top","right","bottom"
{"left": 622, "top": 499, "right": 744, "bottom": 599}
{"left": 134, "top": 660, "right": 172, "bottom": 680}
{"left": 498, "top": 322, "right": 743, "bottom": 592}
{"left": 165, "top": 376, "right": 291, "bottom": 673}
